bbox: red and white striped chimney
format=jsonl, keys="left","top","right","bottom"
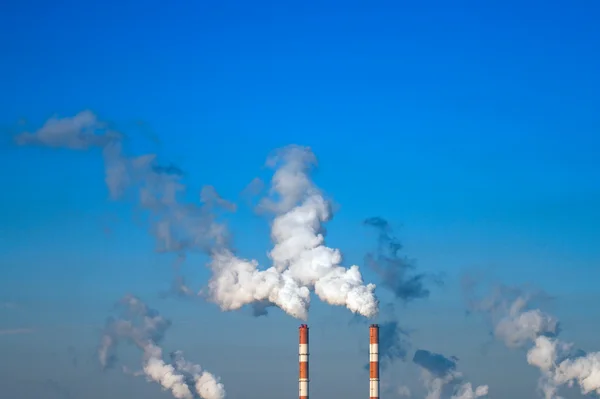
{"left": 299, "top": 324, "right": 309, "bottom": 399}
{"left": 370, "top": 324, "right": 380, "bottom": 399}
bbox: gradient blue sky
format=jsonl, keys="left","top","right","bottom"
{"left": 1, "top": 1, "right": 599, "bottom": 398}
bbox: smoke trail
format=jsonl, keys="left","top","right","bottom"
{"left": 14, "top": 110, "right": 234, "bottom": 256}
{"left": 413, "top": 350, "right": 458, "bottom": 378}
{"left": 364, "top": 217, "right": 437, "bottom": 302}
{"left": 413, "top": 349, "right": 488, "bottom": 399}
{"left": 14, "top": 110, "right": 236, "bottom": 303}
{"left": 464, "top": 280, "right": 600, "bottom": 398}
{"left": 378, "top": 320, "right": 410, "bottom": 367}
{"left": 98, "top": 294, "right": 172, "bottom": 370}
{"left": 207, "top": 145, "right": 379, "bottom": 320}
{"left": 14, "top": 110, "right": 120, "bottom": 149}
{"left": 361, "top": 218, "right": 487, "bottom": 397}
{"left": 462, "top": 281, "right": 561, "bottom": 348}
{"left": 17, "top": 112, "right": 378, "bottom": 319}
{"left": 171, "top": 351, "right": 227, "bottom": 399}
{"left": 98, "top": 295, "right": 225, "bottom": 399}
{"left": 361, "top": 217, "right": 440, "bottom": 367}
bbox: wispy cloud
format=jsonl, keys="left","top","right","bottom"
{"left": 0, "top": 328, "right": 35, "bottom": 336}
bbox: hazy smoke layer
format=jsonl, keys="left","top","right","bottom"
{"left": 465, "top": 280, "right": 600, "bottom": 398}
{"left": 413, "top": 349, "right": 488, "bottom": 399}
{"left": 98, "top": 295, "right": 225, "bottom": 399}
{"left": 207, "top": 145, "right": 379, "bottom": 320}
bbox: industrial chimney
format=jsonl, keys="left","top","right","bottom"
{"left": 299, "top": 324, "right": 309, "bottom": 399}
{"left": 370, "top": 324, "right": 380, "bottom": 399}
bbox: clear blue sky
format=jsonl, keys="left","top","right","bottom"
{"left": 0, "top": 1, "right": 599, "bottom": 399}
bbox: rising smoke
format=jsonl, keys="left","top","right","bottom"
{"left": 363, "top": 219, "right": 488, "bottom": 397}
{"left": 15, "top": 111, "right": 380, "bottom": 320}
{"left": 98, "top": 295, "right": 225, "bottom": 399}
{"left": 16, "top": 111, "right": 499, "bottom": 398}
{"left": 412, "top": 350, "right": 488, "bottom": 399}
{"left": 364, "top": 217, "right": 435, "bottom": 302}
{"left": 361, "top": 217, "right": 436, "bottom": 368}
{"left": 464, "top": 278, "right": 600, "bottom": 398}
{"left": 207, "top": 145, "right": 379, "bottom": 320}
{"left": 377, "top": 320, "right": 410, "bottom": 368}
{"left": 362, "top": 217, "right": 438, "bottom": 364}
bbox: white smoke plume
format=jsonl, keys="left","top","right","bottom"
{"left": 171, "top": 350, "right": 227, "bottom": 399}
{"left": 525, "top": 335, "right": 600, "bottom": 399}
{"left": 16, "top": 112, "right": 378, "bottom": 320}
{"left": 98, "top": 295, "right": 225, "bottom": 399}
{"left": 143, "top": 344, "right": 195, "bottom": 399}
{"left": 465, "top": 280, "right": 600, "bottom": 398}
{"left": 207, "top": 145, "right": 379, "bottom": 320}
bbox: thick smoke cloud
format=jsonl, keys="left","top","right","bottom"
{"left": 464, "top": 279, "right": 600, "bottom": 398}
{"left": 98, "top": 295, "right": 225, "bottom": 399}
{"left": 16, "top": 112, "right": 379, "bottom": 321}
{"left": 207, "top": 145, "right": 379, "bottom": 320}
{"left": 13, "top": 111, "right": 598, "bottom": 399}
{"left": 413, "top": 350, "right": 488, "bottom": 399}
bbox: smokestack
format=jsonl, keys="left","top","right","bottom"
{"left": 370, "top": 324, "right": 379, "bottom": 399}
{"left": 299, "top": 324, "right": 309, "bottom": 399}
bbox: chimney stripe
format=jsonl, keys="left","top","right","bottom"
{"left": 299, "top": 324, "right": 309, "bottom": 399}
{"left": 369, "top": 324, "right": 380, "bottom": 399}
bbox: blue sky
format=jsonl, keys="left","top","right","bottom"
{"left": 1, "top": 1, "right": 599, "bottom": 398}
